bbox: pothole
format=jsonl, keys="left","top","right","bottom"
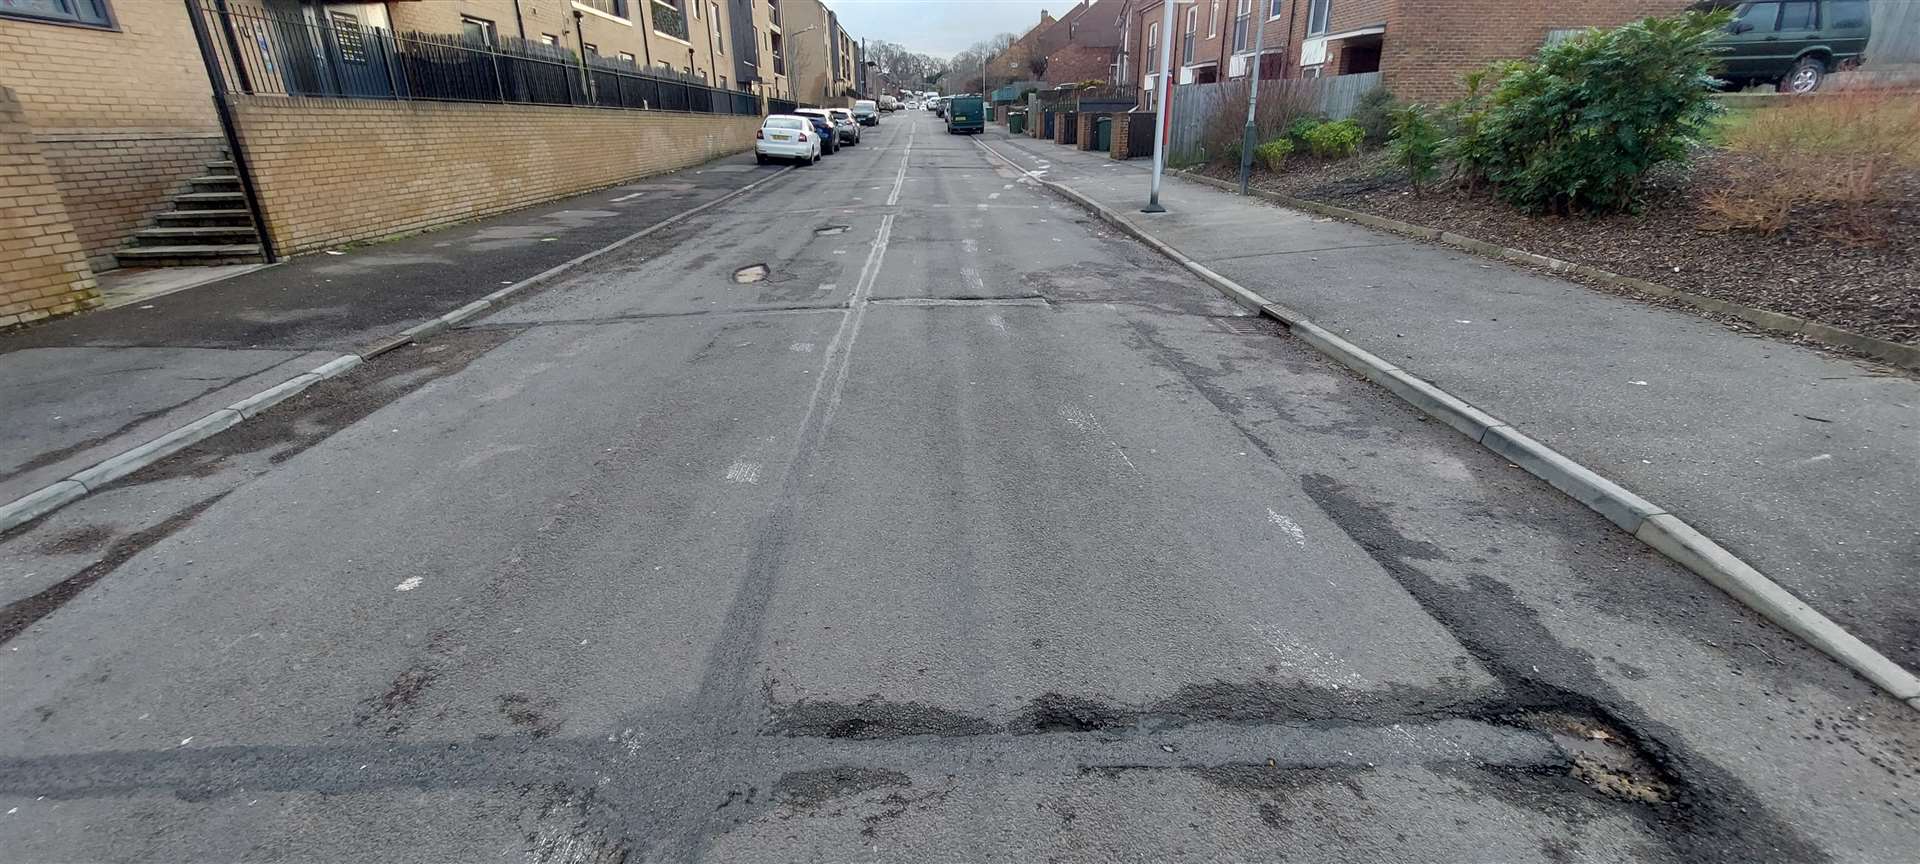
{"left": 814, "top": 225, "right": 849, "bottom": 236}
{"left": 1523, "top": 712, "right": 1673, "bottom": 805}
{"left": 732, "top": 264, "right": 769, "bottom": 283}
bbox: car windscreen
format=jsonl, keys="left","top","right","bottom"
{"left": 764, "top": 117, "right": 805, "bottom": 129}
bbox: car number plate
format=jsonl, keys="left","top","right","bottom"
{"left": 771, "top": 133, "right": 791, "bottom": 140}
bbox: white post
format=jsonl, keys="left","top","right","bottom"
{"left": 1145, "top": 0, "right": 1182, "bottom": 213}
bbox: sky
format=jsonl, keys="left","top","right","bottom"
{"left": 822, "top": 0, "right": 1096, "bottom": 58}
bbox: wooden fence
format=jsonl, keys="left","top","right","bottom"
{"left": 1168, "top": 72, "right": 1382, "bottom": 164}
{"left": 1868, "top": 1, "right": 1920, "bottom": 65}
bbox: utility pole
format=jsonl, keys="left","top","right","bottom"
{"left": 1145, "top": 0, "right": 1184, "bottom": 213}
{"left": 1238, "top": 0, "right": 1271, "bottom": 195}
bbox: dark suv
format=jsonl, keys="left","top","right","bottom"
{"left": 1701, "top": 0, "right": 1872, "bottom": 93}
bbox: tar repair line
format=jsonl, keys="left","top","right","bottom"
{"left": 0, "top": 163, "right": 800, "bottom": 537}
{"left": 971, "top": 135, "right": 1920, "bottom": 710}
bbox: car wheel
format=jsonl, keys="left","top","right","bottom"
{"left": 756, "top": 153, "right": 768, "bottom": 165}
{"left": 1781, "top": 56, "right": 1826, "bottom": 94}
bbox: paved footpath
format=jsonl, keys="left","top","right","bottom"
{"left": 0, "top": 155, "right": 785, "bottom": 509}
{"left": 983, "top": 129, "right": 1920, "bottom": 672}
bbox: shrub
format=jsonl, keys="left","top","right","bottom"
{"left": 1449, "top": 11, "right": 1729, "bottom": 214}
{"left": 1196, "top": 81, "right": 1317, "bottom": 166}
{"left": 1702, "top": 89, "right": 1920, "bottom": 241}
{"left": 1287, "top": 116, "right": 1324, "bottom": 143}
{"left": 1303, "top": 119, "right": 1364, "bottom": 159}
{"left": 1255, "top": 138, "right": 1295, "bottom": 171}
{"left": 1389, "top": 104, "right": 1443, "bottom": 194}
{"left": 1352, "top": 87, "right": 1398, "bottom": 144}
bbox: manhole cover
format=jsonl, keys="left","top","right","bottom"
{"left": 814, "top": 225, "right": 849, "bottom": 236}
{"left": 733, "top": 264, "right": 769, "bottom": 283}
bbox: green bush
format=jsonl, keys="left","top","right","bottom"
{"left": 1389, "top": 104, "right": 1442, "bottom": 193}
{"left": 1303, "top": 119, "right": 1364, "bottom": 158}
{"left": 1287, "top": 116, "right": 1324, "bottom": 142}
{"left": 1254, "top": 138, "right": 1295, "bottom": 171}
{"left": 1448, "top": 11, "right": 1729, "bottom": 213}
{"left": 1351, "top": 87, "right": 1398, "bottom": 144}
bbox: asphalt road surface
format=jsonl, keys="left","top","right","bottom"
{"left": 1, "top": 112, "right": 1915, "bottom": 863}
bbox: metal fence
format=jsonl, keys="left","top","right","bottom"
{"left": 195, "top": 1, "right": 760, "bottom": 116}
{"left": 1168, "top": 71, "right": 1382, "bottom": 162}
{"left": 766, "top": 97, "right": 801, "bottom": 115}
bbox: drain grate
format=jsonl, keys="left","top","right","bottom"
{"left": 1211, "top": 316, "right": 1284, "bottom": 336}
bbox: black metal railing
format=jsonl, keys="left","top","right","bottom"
{"left": 196, "top": 2, "right": 759, "bottom": 116}
{"left": 766, "top": 97, "right": 800, "bottom": 115}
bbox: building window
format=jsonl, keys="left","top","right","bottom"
{"left": 583, "top": 42, "right": 599, "bottom": 56}
{"left": 619, "top": 51, "right": 638, "bottom": 64}
{"left": 712, "top": 1, "right": 724, "bottom": 51}
{"left": 0, "top": 0, "right": 111, "bottom": 28}
{"left": 1307, "top": 0, "right": 1331, "bottom": 35}
{"left": 1268, "top": 0, "right": 1283, "bottom": 19}
{"left": 1147, "top": 20, "right": 1159, "bottom": 61}
{"left": 1231, "top": 0, "right": 1252, "bottom": 53}
{"left": 574, "top": 0, "right": 630, "bottom": 18}
{"left": 540, "top": 33, "right": 559, "bottom": 45}
{"left": 459, "top": 15, "right": 497, "bottom": 46}
{"left": 1183, "top": 7, "right": 1197, "bottom": 63}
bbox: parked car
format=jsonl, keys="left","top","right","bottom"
{"left": 756, "top": 115, "right": 821, "bottom": 165}
{"left": 1699, "top": 0, "right": 1871, "bottom": 93}
{"left": 946, "top": 95, "right": 985, "bottom": 135}
{"left": 828, "top": 108, "right": 862, "bottom": 144}
{"left": 853, "top": 99, "right": 881, "bottom": 126}
{"left": 792, "top": 110, "right": 841, "bottom": 155}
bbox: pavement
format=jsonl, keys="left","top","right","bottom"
{"left": 0, "top": 156, "right": 785, "bottom": 508}
{"left": 0, "top": 112, "right": 1915, "bottom": 863}
{"left": 981, "top": 127, "right": 1920, "bottom": 674}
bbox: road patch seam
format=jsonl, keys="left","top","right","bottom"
{"left": 0, "top": 166, "right": 797, "bottom": 536}
{"left": 973, "top": 137, "right": 1920, "bottom": 709}
{"left": 1171, "top": 168, "right": 1920, "bottom": 373}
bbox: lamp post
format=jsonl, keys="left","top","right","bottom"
{"left": 1145, "top": 0, "right": 1190, "bottom": 213}
{"left": 1238, "top": 0, "right": 1271, "bottom": 195}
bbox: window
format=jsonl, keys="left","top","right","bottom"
{"left": 1777, "top": 1, "right": 1815, "bottom": 30}
{"left": 1544, "top": 28, "right": 1583, "bottom": 47}
{"left": 1732, "top": 2, "right": 1779, "bottom": 31}
{"left": 1183, "top": 7, "right": 1197, "bottom": 63}
{"left": 619, "top": 51, "right": 637, "bottom": 64}
{"left": 1147, "top": 20, "right": 1159, "bottom": 60}
{"left": 1233, "top": 0, "right": 1251, "bottom": 53}
{"left": 720, "top": 76, "right": 728, "bottom": 88}
{"left": 1828, "top": 0, "right": 1868, "bottom": 28}
{"left": 1307, "top": 0, "right": 1331, "bottom": 35}
{"left": 0, "top": 0, "right": 111, "bottom": 27}
{"left": 1268, "top": 0, "right": 1283, "bottom": 19}
{"left": 540, "top": 33, "right": 559, "bottom": 45}
{"left": 459, "top": 15, "right": 496, "bottom": 45}
{"left": 574, "top": 0, "right": 630, "bottom": 18}
{"left": 1208, "top": 0, "right": 1218, "bottom": 37}
{"left": 712, "top": 1, "right": 723, "bottom": 51}
{"left": 583, "top": 42, "right": 599, "bottom": 56}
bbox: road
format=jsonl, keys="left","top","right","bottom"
{"left": 1, "top": 111, "right": 1915, "bottom": 863}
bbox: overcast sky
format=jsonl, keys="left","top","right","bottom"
{"left": 824, "top": 0, "right": 1095, "bottom": 58}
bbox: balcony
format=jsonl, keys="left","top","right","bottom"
{"left": 651, "top": 0, "right": 689, "bottom": 41}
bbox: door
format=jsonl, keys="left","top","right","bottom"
{"left": 1773, "top": 1, "right": 1821, "bottom": 66}
{"left": 1718, "top": 1, "right": 1780, "bottom": 78}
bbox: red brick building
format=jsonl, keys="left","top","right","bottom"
{"left": 1113, "top": 0, "right": 1692, "bottom": 106}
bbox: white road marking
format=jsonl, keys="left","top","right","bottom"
{"left": 820, "top": 214, "right": 895, "bottom": 432}
{"left": 886, "top": 121, "right": 915, "bottom": 206}
{"left": 725, "top": 461, "right": 762, "bottom": 484}
{"left": 394, "top": 576, "right": 423, "bottom": 592}
{"left": 610, "top": 192, "right": 644, "bottom": 203}
{"left": 989, "top": 192, "right": 1001, "bottom": 200}
{"left": 790, "top": 342, "right": 815, "bottom": 353}
{"left": 1267, "top": 508, "right": 1308, "bottom": 548}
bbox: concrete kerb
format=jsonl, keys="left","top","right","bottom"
{"left": 0, "top": 165, "right": 798, "bottom": 537}
{"left": 981, "top": 139, "right": 1920, "bottom": 709}
{"left": 1172, "top": 168, "right": 1920, "bottom": 372}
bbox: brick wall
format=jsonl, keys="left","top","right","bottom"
{"left": 1075, "top": 112, "right": 1099, "bottom": 150}
{"left": 0, "top": 1, "right": 224, "bottom": 269}
{"left": 227, "top": 96, "right": 760, "bottom": 255}
{"left": 1111, "top": 111, "right": 1154, "bottom": 160}
{"left": 1055, "top": 111, "right": 1077, "bottom": 145}
{"left": 0, "top": 87, "right": 97, "bottom": 329}
{"left": 1379, "top": 0, "right": 1691, "bottom": 102}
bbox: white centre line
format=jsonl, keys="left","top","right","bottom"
{"left": 886, "top": 120, "right": 915, "bottom": 207}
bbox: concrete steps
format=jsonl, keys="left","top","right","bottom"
{"left": 117, "top": 155, "right": 264, "bottom": 268}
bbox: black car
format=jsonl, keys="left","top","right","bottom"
{"left": 801, "top": 114, "right": 840, "bottom": 155}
